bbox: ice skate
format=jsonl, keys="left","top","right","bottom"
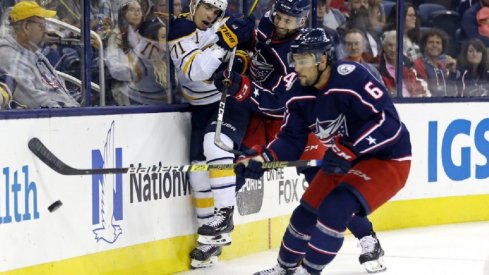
{"left": 197, "top": 206, "right": 234, "bottom": 246}
{"left": 253, "top": 263, "right": 297, "bottom": 275}
{"left": 189, "top": 244, "right": 222, "bottom": 269}
{"left": 358, "top": 233, "right": 387, "bottom": 273}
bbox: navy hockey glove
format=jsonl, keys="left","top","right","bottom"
{"left": 321, "top": 136, "right": 358, "bottom": 175}
{"left": 234, "top": 145, "right": 276, "bottom": 180}
{"left": 216, "top": 15, "right": 255, "bottom": 50}
{"left": 214, "top": 69, "right": 252, "bottom": 101}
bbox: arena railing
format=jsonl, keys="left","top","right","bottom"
{"left": 46, "top": 18, "right": 106, "bottom": 106}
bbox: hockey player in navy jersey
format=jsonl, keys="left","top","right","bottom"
{"left": 214, "top": 1, "right": 391, "bottom": 272}
{"left": 242, "top": 0, "right": 311, "bottom": 149}
{"left": 167, "top": 0, "right": 254, "bottom": 268}
{"left": 218, "top": 28, "right": 412, "bottom": 274}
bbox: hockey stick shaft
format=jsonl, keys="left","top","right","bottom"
{"left": 28, "top": 137, "right": 322, "bottom": 175}
{"left": 214, "top": 47, "right": 244, "bottom": 155}
{"left": 213, "top": 2, "right": 257, "bottom": 154}
{"left": 247, "top": 0, "right": 259, "bottom": 16}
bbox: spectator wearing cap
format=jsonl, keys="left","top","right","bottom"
{"left": 0, "top": 1, "right": 80, "bottom": 108}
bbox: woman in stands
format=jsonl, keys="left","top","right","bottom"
{"left": 454, "top": 38, "right": 489, "bottom": 97}
{"left": 385, "top": 2, "right": 421, "bottom": 62}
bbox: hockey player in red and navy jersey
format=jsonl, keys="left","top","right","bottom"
{"left": 242, "top": 0, "right": 310, "bottom": 149}
{"left": 214, "top": 5, "right": 394, "bottom": 271}
{"left": 229, "top": 28, "right": 412, "bottom": 274}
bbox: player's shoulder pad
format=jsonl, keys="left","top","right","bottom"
{"left": 168, "top": 16, "right": 197, "bottom": 41}
{"left": 256, "top": 14, "right": 274, "bottom": 40}
{"left": 332, "top": 60, "right": 371, "bottom": 79}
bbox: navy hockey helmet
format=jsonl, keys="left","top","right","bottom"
{"left": 288, "top": 28, "right": 335, "bottom": 66}
{"left": 271, "top": 0, "right": 310, "bottom": 18}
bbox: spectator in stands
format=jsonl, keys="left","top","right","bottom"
{"left": 127, "top": 17, "right": 170, "bottom": 104}
{"left": 152, "top": 0, "right": 183, "bottom": 21}
{"left": 0, "top": 1, "right": 80, "bottom": 108}
{"left": 173, "top": 0, "right": 183, "bottom": 17}
{"left": 378, "top": 30, "right": 431, "bottom": 97}
{"left": 0, "top": 69, "right": 16, "bottom": 109}
{"left": 57, "top": 0, "right": 113, "bottom": 31}
{"left": 339, "top": 0, "right": 381, "bottom": 62}
{"left": 342, "top": 28, "right": 384, "bottom": 83}
{"left": 462, "top": 0, "right": 489, "bottom": 46}
{"left": 385, "top": 2, "right": 422, "bottom": 62}
{"left": 476, "top": 5, "right": 489, "bottom": 37}
{"left": 367, "top": 0, "right": 385, "bottom": 33}
{"left": 414, "top": 28, "right": 458, "bottom": 97}
{"left": 317, "top": 0, "right": 346, "bottom": 30}
{"left": 458, "top": 0, "right": 476, "bottom": 17}
{"left": 139, "top": 0, "right": 153, "bottom": 21}
{"left": 105, "top": 0, "right": 147, "bottom": 105}
{"left": 454, "top": 38, "right": 489, "bottom": 96}
{"left": 330, "top": 0, "right": 348, "bottom": 13}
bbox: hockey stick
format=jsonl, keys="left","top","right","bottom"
{"left": 213, "top": 0, "right": 258, "bottom": 155}
{"left": 247, "top": 0, "right": 260, "bottom": 16}
{"left": 214, "top": 47, "right": 244, "bottom": 155}
{"left": 28, "top": 137, "right": 322, "bottom": 175}
{"left": 214, "top": 0, "right": 259, "bottom": 155}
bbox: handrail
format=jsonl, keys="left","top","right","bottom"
{"left": 45, "top": 18, "right": 106, "bottom": 106}
{"left": 57, "top": 70, "right": 100, "bottom": 93}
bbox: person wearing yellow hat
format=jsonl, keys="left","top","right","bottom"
{"left": 8, "top": 1, "right": 56, "bottom": 50}
{"left": 0, "top": 1, "right": 80, "bottom": 108}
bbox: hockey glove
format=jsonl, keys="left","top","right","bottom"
{"left": 214, "top": 69, "right": 252, "bottom": 102}
{"left": 233, "top": 49, "right": 251, "bottom": 75}
{"left": 216, "top": 15, "right": 255, "bottom": 50}
{"left": 235, "top": 145, "right": 276, "bottom": 180}
{"left": 321, "top": 136, "right": 358, "bottom": 175}
{"left": 214, "top": 50, "right": 251, "bottom": 75}
{"left": 0, "top": 72, "right": 15, "bottom": 109}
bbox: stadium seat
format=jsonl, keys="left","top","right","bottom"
{"left": 431, "top": 10, "right": 461, "bottom": 56}
{"left": 383, "top": 1, "right": 395, "bottom": 18}
{"left": 418, "top": 3, "right": 447, "bottom": 27}
{"left": 420, "top": 26, "right": 431, "bottom": 33}
{"left": 431, "top": 10, "right": 461, "bottom": 41}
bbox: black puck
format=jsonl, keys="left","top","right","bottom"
{"left": 48, "top": 200, "right": 63, "bottom": 212}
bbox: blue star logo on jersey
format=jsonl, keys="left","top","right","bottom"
{"left": 311, "top": 114, "right": 348, "bottom": 145}
{"left": 366, "top": 136, "right": 377, "bottom": 145}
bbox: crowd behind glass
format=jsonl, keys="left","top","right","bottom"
{"left": 0, "top": 0, "right": 487, "bottom": 109}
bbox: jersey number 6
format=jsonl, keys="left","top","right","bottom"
{"left": 364, "top": 81, "right": 383, "bottom": 99}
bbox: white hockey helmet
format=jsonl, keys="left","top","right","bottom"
{"left": 190, "top": 0, "right": 228, "bottom": 21}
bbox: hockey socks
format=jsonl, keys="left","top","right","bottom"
{"left": 278, "top": 205, "right": 315, "bottom": 267}
{"left": 302, "top": 187, "right": 362, "bottom": 274}
{"left": 348, "top": 215, "right": 374, "bottom": 239}
{"left": 188, "top": 164, "right": 214, "bottom": 226}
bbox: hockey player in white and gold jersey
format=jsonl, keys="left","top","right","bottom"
{"left": 168, "top": 0, "right": 254, "bottom": 269}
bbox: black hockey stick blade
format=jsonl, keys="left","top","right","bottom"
{"left": 28, "top": 137, "right": 128, "bottom": 175}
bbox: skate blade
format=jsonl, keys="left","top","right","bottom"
{"left": 363, "top": 257, "right": 387, "bottom": 273}
{"left": 190, "top": 256, "right": 218, "bottom": 269}
{"left": 197, "top": 233, "right": 232, "bottom": 246}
